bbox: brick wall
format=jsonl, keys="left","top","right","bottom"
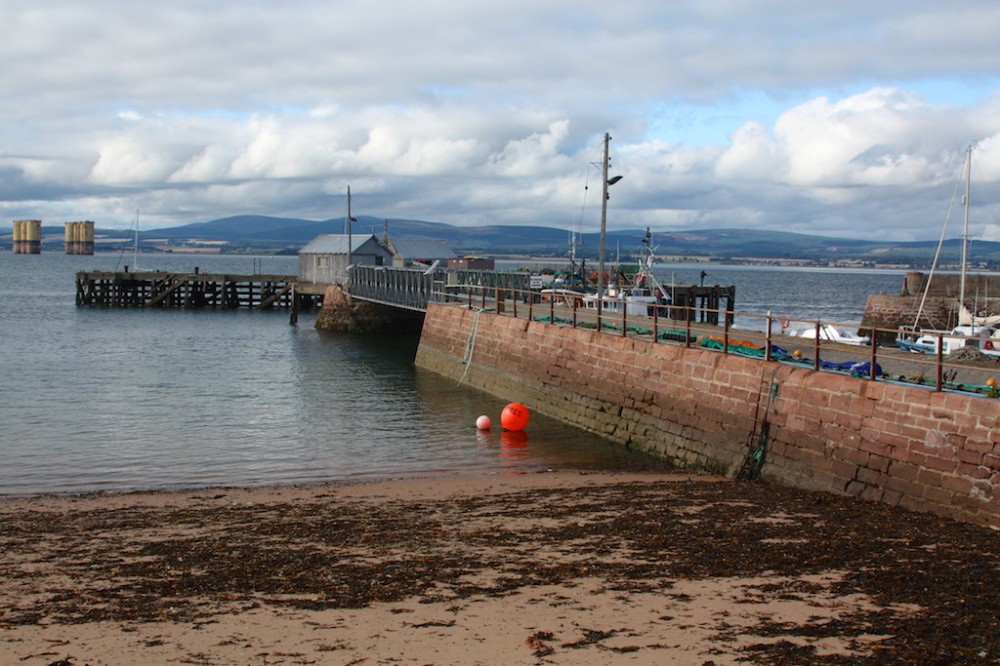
{"left": 416, "top": 304, "right": 1000, "bottom": 528}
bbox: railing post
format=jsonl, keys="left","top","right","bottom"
{"left": 652, "top": 302, "right": 658, "bottom": 342}
{"left": 765, "top": 311, "right": 772, "bottom": 362}
{"left": 685, "top": 305, "right": 692, "bottom": 347}
{"left": 597, "top": 300, "right": 602, "bottom": 333}
{"left": 550, "top": 294, "right": 555, "bottom": 323}
{"left": 869, "top": 326, "right": 878, "bottom": 380}
{"left": 936, "top": 333, "right": 944, "bottom": 391}
{"left": 572, "top": 298, "right": 578, "bottom": 328}
{"left": 723, "top": 308, "right": 730, "bottom": 354}
{"left": 622, "top": 303, "right": 627, "bottom": 337}
{"left": 813, "top": 320, "right": 821, "bottom": 371}
{"left": 512, "top": 290, "right": 517, "bottom": 319}
{"left": 528, "top": 292, "right": 533, "bottom": 321}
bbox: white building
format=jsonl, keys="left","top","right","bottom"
{"left": 298, "top": 234, "right": 394, "bottom": 285}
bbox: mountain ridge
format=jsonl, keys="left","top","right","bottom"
{"left": 17, "top": 214, "right": 999, "bottom": 268}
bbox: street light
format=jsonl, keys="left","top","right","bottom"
{"left": 597, "top": 132, "right": 623, "bottom": 325}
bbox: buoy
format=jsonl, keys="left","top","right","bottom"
{"left": 501, "top": 402, "right": 530, "bottom": 431}
{"left": 988, "top": 378, "right": 997, "bottom": 388}
{"left": 476, "top": 415, "right": 492, "bottom": 430}
{"left": 793, "top": 349, "right": 802, "bottom": 358}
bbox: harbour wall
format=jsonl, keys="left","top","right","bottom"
{"left": 415, "top": 304, "right": 999, "bottom": 528}
{"left": 861, "top": 270, "right": 1000, "bottom": 342}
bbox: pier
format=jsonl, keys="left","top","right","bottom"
{"left": 75, "top": 269, "right": 320, "bottom": 311}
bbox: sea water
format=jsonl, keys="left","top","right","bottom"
{"left": 0, "top": 252, "right": 902, "bottom": 494}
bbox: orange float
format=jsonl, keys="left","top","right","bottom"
{"left": 500, "top": 402, "right": 530, "bottom": 431}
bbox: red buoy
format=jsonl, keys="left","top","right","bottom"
{"left": 501, "top": 402, "right": 530, "bottom": 431}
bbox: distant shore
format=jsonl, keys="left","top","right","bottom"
{"left": 2, "top": 471, "right": 997, "bottom": 665}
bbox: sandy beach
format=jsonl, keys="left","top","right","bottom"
{"left": 1, "top": 470, "right": 998, "bottom": 665}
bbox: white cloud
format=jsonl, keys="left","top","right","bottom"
{"left": 0, "top": 1, "right": 999, "bottom": 241}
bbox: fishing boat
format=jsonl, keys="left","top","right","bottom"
{"left": 583, "top": 227, "right": 671, "bottom": 316}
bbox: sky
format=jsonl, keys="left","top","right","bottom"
{"left": 3, "top": 1, "right": 1000, "bottom": 243}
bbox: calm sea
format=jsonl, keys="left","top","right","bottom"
{"left": 0, "top": 252, "right": 903, "bottom": 495}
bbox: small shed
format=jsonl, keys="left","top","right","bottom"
{"left": 382, "top": 236, "right": 457, "bottom": 268}
{"left": 298, "top": 234, "right": 394, "bottom": 285}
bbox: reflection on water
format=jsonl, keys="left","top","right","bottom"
{"left": 0, "top": 253, "right": 669, "bottom": 494}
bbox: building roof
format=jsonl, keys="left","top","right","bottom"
{"left": 298, "top": 234, "right": 386, "bottom": 255}
{"left": 387, "top": 237, "right": 457, "bottom": 260}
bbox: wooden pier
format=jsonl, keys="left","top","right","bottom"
{"left": 75, "top": 270, "right": 319, "bottom": 311}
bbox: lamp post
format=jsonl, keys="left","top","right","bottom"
{"left": 596, "top": 132, "right": 623, "bottom": 325}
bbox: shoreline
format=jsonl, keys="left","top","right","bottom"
{"left": 2, "top": 470, "right": 998, "bottom": 665}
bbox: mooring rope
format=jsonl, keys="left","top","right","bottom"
{"left": 457, "top": 307, "right": 489, "bottom": 387}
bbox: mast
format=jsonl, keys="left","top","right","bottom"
{"left": 960, "top": 145, "right": 971, "bottom": 314}
{"left": 346, "top": 186, "right": 353, "bottom": 273}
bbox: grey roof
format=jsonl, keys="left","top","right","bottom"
{"left": 298, "top": 234, "right": 385, "bottom": 255}
{"left": 390, "top": 237, "right": 457, "bottom": 260}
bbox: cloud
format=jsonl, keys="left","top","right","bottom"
{"left": 1, "top": 1, "right": 999, "bottom": 241}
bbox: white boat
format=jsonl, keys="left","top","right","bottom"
{"left": 900, "top": 325, "right": 1000, "bottom": 356}
{"left": 540, "top": 288, "right": 586, "bottom": 307}
{"left": 788, "top": 324, "right": 871, "bottom": 346}
{"left": 583, "top": 228, "right": 671, "bottom": 316}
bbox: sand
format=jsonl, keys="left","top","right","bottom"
{"left": 2, "top": 470, "right": 998, "bottom": 665}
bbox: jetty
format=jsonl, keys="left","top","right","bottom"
{"left": 74, "top": 269, "right": 321, "bottom": 311}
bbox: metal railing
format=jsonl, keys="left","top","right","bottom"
{"left": 430, "top": 282, "right": 1000, "bottom": 398}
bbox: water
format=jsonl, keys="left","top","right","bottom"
{"left": 1, "top": 252, "right": 673, "bottom": 495}
{"left": 1, "top": 253, "right": 906, "bottom": 495}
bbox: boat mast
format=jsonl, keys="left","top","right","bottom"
{"left": 960, "top": 145, "right": 971, "bottom": 315}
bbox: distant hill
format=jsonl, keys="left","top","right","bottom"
{"left": 18, "top": 214, "right": 997, "bottom": 268}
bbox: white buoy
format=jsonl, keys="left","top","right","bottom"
{"left": 476, "top": 415, "right": 492, "bottom": 430}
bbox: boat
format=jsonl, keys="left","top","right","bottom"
{"left": 583, "top": 227, "right": 672, "bottom": 316}
{"left": 895, "top": 145, "right": 999, "bottom": 355}
{"left": 900, "top": 325, "right": 1000, "bottom": 356}
{"left": 540, "top": 288, "right": 587, "bottom": 307}
{"left": 788, "top": 324, "right": 871, "bottom": 346}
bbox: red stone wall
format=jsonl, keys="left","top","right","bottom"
{"left": 416, "top": 304, "right": 1000, "bottom": 527}
{"left": 861, "top": 293, "right": 957, "bottom": 332}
